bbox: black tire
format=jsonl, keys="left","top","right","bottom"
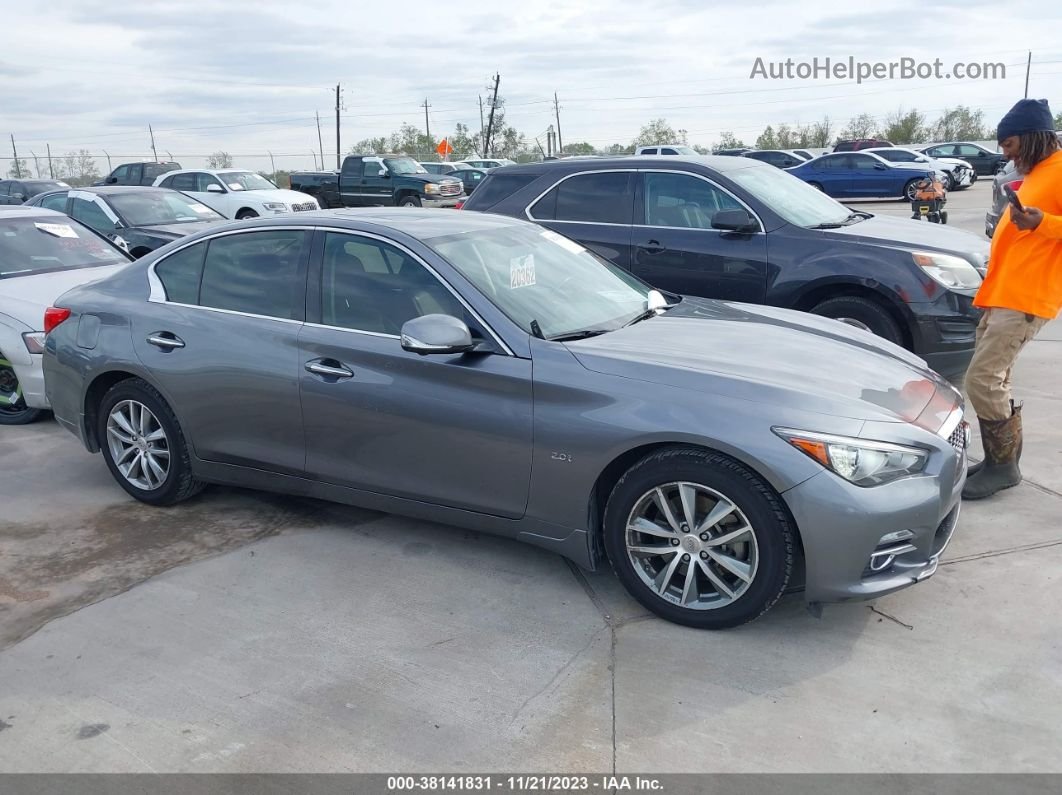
{"left": 940, "top": 211, "right": 948, "bottom": 224}
{"left": 810, "top": 295, "right": 904, "bottom": 346}
{"left": 902, "top": 179, "right": 920, "bottom": 202}
{"left": 603, "top": 447, "right": 795, "bottom": 630}
{"left": 943, "top": 173, "right": 955, "bottom": 191}
{"left": 235, "top": 209, "right": 258, "bottom": 220}
{"left": 97, "top": 378, "right": 205, "bottom": 506}
{"left": 398, "top": 195, "right": 422, "bottom": 208}
{"left": 0, "top": 354, "right": 44, "bottom": 425}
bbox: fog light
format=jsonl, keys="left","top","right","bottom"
{"left": 878, "top": 529, "right": 915, "bottom": 545}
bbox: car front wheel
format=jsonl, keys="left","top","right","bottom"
{"left": 603, "top": 448, "right": 795, "bottom": 629}
{"left": 810, "top": 295, "right": 904, "bottom": 346}
{"left": 0, "top": 355, "right": 44, "bottom": 425}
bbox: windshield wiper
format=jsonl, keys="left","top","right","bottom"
{"left": 547, "top": 328, "right": 611, "bottom": 342}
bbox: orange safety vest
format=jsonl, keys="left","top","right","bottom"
{"left": 976, "top": 150, "right": 1062, "bottom": 319}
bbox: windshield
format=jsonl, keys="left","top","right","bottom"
{"left": 108, "top": 191, "right": 225, "bottom": 226}
{"left": 426, "top": 224, "right": 654, "bottom": 339}
{"left": 216, "top": 171, "right": 277, "bottom": 191}
{"left": 0, "top": 216, "right": 128, "bottom": 278}
{"left": 385, "top": 158, "right": 428, "bottom": 175}
{"left": 728, "top": 163, "right": 852, "bottom": 227}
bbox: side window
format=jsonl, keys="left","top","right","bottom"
{"left": 361, "top": 159, "right": 383, "bottom": 178}
{"left": 70, "top": 197, "right": 116, "bottom": 233}
{"left": 199, "top": 230, "right": 306, "bottom": 319}
{"left": 661, "top": 148, "right": 678, "bottom": 155}
{"left": 155, "top": 242, "right": 206, "bottom": 304}
{"left": 0, "top": 181, "right": 10, "bottom": 197}
{"left": 643, "top": 172, "right": 743, "bottom": 230}
{"left": 320, "top": 232, "right": 464, "bottom": 335}
{"left": 170, "top": 173, "right": 198, "bottom": 191}
{"left": 40, "top": 192, "right": 70, "bottom": 212}
{"left": 642, "top": 148, "right": 658, "bottom": 155}
{"left": 958, "top": 145, "right": 982, "bottom": 157}
{"left": 851, "top": 155, "right": 879, "bottom": 171}
{"left": 820, "top": 155, "right": 847, "bottom": 169}
{"left": 530, "top": 172, "right": 633, "bottom": 224}
{"left": 111, "top": 165, "right": 131, "bottom": 182}
{"left": 195, "top": 173, "right": 222, "bottom": 192}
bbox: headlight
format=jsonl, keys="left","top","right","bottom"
{"left": 911, "top": 251, "right": 983, "bottom": 290}
{"left": 22, "top": 332, "right": 46, "bottom": 354}
{"left": 263, "top": 202, "right": 288, "bottom": 211}
{"left": 424, "top": 183, "right": 440, "bottom": 194}
{"left": 774, "top": 428, "right": 928, "bottom": 487}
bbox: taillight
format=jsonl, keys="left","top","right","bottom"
{"left": 454, "top": 200, "right": 465, "bottom": 210}
{"left": 44, "top": 307, "right": 71, "bottom": 334}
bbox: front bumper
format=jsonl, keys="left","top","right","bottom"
{"left": 3, "top": 354, "right": 49, "bottom": 410}
{"left": 784, "top": 428, "right": 965, "bottom": 604}
{"left": 422, "top": 195, "right": 463, "bottom": 209}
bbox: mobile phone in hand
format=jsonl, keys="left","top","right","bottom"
{"left": 1003, "top": 183, "right": 1024, "bottom": 213}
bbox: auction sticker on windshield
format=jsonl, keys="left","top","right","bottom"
{"left": 510, "top": 255, "right": 536, "bottom": 288}
{"left": 34, "top": 223, "right": 79, "bottom": 238}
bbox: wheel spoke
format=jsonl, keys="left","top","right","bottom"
{"left": 695, "top": 498, "right": 737, "bottom": 535}
{"left": 138, "top": 403, "right": 151, "bottom": 435}
{"left": 678, "top": 483, "right": 698, "bottom": 530}
{"left": 629, "top": 544, "right": 678, "bottom": 558}
{"left": 145, "top": 428, "right": 167, "bottom": 443}
{"left": 653, "top": 488, "right": 682, "bottom": 533}
{"left": 115, "top": 445, "right": 138, "bottom": 466}
{"left": 127, "top": 452, "right": 144, "bottom": 483}
{"left": 107, "top": 425, "right": 135, "bottom": 445}
{"left": 707, "top": 549, "right": 753, "bottom": 583}
{"left": 706, "top": 524, "right": 753, "bottom": 548}
{"left": 112, "top": 409, "right": 136, "bottom": 437}
{"left": 697, "top": 559, "right": 736, "bottom": 600}
{"left": 629, "top": 516, "right": 678, "bottom": 540}
{"left": 681, "top": 559, "right": 699, "bottom": 605}
{"left": 653, "top": 551, "right": 684, "bottom": 595}
{"left": 149, "top": 447, "right": 170, "bottom": 459}
{"left": 145, "top": 453, "right": 166, "bottom": 484}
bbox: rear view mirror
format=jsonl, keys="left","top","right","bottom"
{"left": 401, "top": 314, "right": 475, "bottom": 355}
{"left": 206, "top": 184, "right": 224, "bottom": 193}
{"left": 711, "top": 209, "right": 758, "bottom": 233}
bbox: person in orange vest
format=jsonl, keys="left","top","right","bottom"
{"left": 964, "top": 98, "right": 1062, "bottom": 499}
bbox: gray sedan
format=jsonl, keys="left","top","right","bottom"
{"left": 42, "top": 210, "right": 967, "bottom": 629}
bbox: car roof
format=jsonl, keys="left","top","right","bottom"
{"left": 496, "top": 155, "right": 767, "bottom": 175}
{"left": 0, "top": 207, "right": 65, "bottom": 218}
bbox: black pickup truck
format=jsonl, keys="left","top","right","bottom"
{"left": 95, "top": 161, "right": 182, "bottom": 186}
{"left": 292, "top": 155, "right": 464, "bottom": 209}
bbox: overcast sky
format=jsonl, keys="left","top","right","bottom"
{"left": 3, "top": 0, "right": 1061, "bottom": 173}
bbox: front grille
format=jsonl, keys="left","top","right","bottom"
{"left": 291, "top": 202, "right": 317, "bottom": 212}
{"left": 438, "top": 182, "right": 462, "bottom": 197}
{"left": 948, "top": 420, "right": 968, "bottom": 455}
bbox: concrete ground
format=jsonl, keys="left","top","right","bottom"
{"left": 2, "top": 180, "right": 1060, "bottom": 773}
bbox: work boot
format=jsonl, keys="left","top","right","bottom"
{"left": 967, "top": 401, "right": 1022, "bottom": 475}
{"left": 963, "top": 405, "right": 1023, "bottom": 500}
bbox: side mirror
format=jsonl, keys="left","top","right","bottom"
{"left": 401, "top": 314, "right": 475, "bottom": 356}
{"left": 874, "top": 163, "right": 887, "bottom": 170}
{"left": 12, "top": 193, "right": 25, "bottom": 202}
{"left": 378, "top": 169, "right": 390, "bottom": 178}
{"left": 711, "top": 209, "right": 758, "bottom": 233}
{"left": 106, "top": 176, "right": 118, "bottom": 184}
{"left": 206, "top": 184, "right": 224, "bottom": 193}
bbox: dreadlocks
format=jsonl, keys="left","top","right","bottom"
{"left": 1015, "top": 131, "right": 1060, "bottom": 173}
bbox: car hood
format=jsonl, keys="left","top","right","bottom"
{"left": 567, "top": 298, "right": 958, "bottom": 428}
{"left": 134, "top": 220, "right": 223, "bottom": 238}
{"left": 0, "top": 264, "right": 129, "bottom": 329}
{"left": 401, "top": 173, "right": 462, "bottom": 185}
{"left": 825, "top": 214, "right": 990, "bottom": 267}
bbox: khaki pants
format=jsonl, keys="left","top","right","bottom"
{"left": 965, "top": 308, "right": 1049, "bottom": 421}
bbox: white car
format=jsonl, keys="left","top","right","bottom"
{"left": 634, "top": 144, "right": 700, "bottom": 156}
{"left": 153, "top": 169, "right": 319, "bottom": 219}
{"left": 460, "top": 158, "right": 517, "bottom": 170}
{"left": 864, "top": 147, "right": 974, "bottom": 190}
{"left": 0, "top": 207, "right": 131, "bottom": 424}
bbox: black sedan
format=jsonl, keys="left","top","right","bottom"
{"left": 25, "top": 186, "right": 228, "bottom": 258}
{"left": 450, "top": 167, "right": 490, "bottom": 195}
{"left": 919, "top": 142, "right": 1005, "bottom": 176}
{"left": 0, "top": 179, "right": 71, "bottom": 205}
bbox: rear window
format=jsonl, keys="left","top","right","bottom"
{"left": 144, "top": 163, "right": 180, "bottom": 179}
{"left": 0, "top": 216, "right": 128, "bottom": 278}
{"left": 461, "top": 172, "right": 540, "bottom": 211}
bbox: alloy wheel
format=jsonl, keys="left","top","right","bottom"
{"left": 106, "top": 400, "right": 171, "bottom": 491}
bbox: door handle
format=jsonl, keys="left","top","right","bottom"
{"left": 305, "top": 360, "right": 354, "bottom": 379}
{"left": 642, "top": 240, "right": 666, "bottom": 255}
{"left": 147, "top": 332, "right": 185, "bottom": 350}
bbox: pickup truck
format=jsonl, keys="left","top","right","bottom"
{"left": 288, "top": 171, "right": 345, "bottom": 209}
{"left": 96, "top": 161, "right": 182, "bottom": 186}
{"left": 337, "top": 155, "right": 464, "bottom": 208}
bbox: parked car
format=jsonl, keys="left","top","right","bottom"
{"left": 420, "top": 162, "right": 473, "bottom": 175}
{"left": 24, "top": 186, "right": 228, "bottom": 258}
{"left": 462, "top": 156, "right": 988, "bottom": 382}
{"left": 450, "top": 167, "right": 490, "bottom": 195}
{"left": 864, "top": 147, "right": 974, "bottom": 191}
{"left": 0, "top": 179, "right": 71, "bottom": 205}
{"left": 833, "top": 139, "right": 894, "bottom": 152}
{"left": 790, "top": 149, "right": 815, "bottom": 161}
{"left": 985, "top": 161, "right": 1022, "bottom": 238}
{"left": 919, "top": 142, "right": 1004, "bottom": 177}
{"left": 635, "top": 145, "right": 700, "bottom": 156}
{"left": 97, "top": 162, "right": 182, "bottom": 187}
{"left": 742, "top": 150, "right": 807, "bottom": 169}
{"left": 714, "top": 148, "right": 752, "bottom": 156}
{"left": 0, "top": 207, "right": 131, "bottom": 424}
{"left": 43, "top": 209, "right": 967, "bottom": 629}
{"left": 462, "top": 158, "right": 517, "bottom": 170}
{"left": 288, "top": 171, "right": 344, "bottom": 209}
{"left": 154, "top": 169, "right": 319, "bottom": 219}
{"left": 336, "top": 155, "right": 464, "bottom": 208}
{"left": 786, "top": 152, "right": 941, "bottom": 200}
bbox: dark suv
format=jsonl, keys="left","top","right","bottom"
{"left": 461, "top": 156, "right": 990, "bottom": 382}
{"left": 833, "top": 139, "right": 894, "bottom": 152}
{"left": 97, "top": 162, "right": 182, "bottom": 186}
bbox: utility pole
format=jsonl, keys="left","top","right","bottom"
{"left": 312, "top": 151, "right": 319, "bottom": 170}
{"left": 47, "top": 143, "right": 54, "bottom": 178}
{"left": 335, "top": 84, "right": 341, "bottom": 169}
{"left": 554, "top": 92, "right": 563, "bottom": 155}
{"left": 103, "top": 150, "right": 112, "bottom": 171}
{"left": 268, "top": 150, "right": 276, "bottom": 180}
{"left": 478, "top": 95, "right": 485, "bottom": 155}
{"left": 30, "top": 151, "right": 41, "bottom": 178}
{"left": 149, "top": 125, "right": 158, "bottom": 161}
{"left": 422, "top": 98, "right": 432, "bottom": 145}
{"left": 484, "top": 73, "right": 501, "bottom": 158}
{"left": 10, "top": 134, "right": 21, "bottom": 178}
{"left": 316, "top": 111, "right": 325, "bottom": 171}
{"left": 1024, "top": 51, "right": 1032, "bottom": 98}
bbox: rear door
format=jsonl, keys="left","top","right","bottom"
{"left": 814, "top": 155, "right": 854, "bottom": 196}
{"left": 526, "top": 170, "right": 635, "bottom": 268}
{"left": 338, "top": 156, "right": 373, "bottom": 206}
{"left": 631, "top": 170, "right": 768, "bottom": 303}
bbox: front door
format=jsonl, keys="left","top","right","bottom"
{"left": 631, "top": 171, "right": 768, "bottom": 303}
{"left": 298, "top": 229, "right": 533, "bottom": 518}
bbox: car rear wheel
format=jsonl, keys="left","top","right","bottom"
{"left": 236, "top": 209, "right": 258, "bottom": 220}
{"left": 903, "top": 179, "right": 921, "bottom": 201}
{"left": 398, "top": 195, "right": 422, "bottom": 208}
{"left": 98, "top": 378, "right": 204, "bottom": 506}
{"left": 811, "top": 296, "right": 904, "bottom": 346}
{"left": 0, "top": 355, "right": 44, "bottom": 425}
{"left": 603, "top": 447, "right": 795, "bottom": 629}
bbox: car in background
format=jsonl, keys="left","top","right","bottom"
{"left": 449, "top": 167, "right": 489, "bottom": 195}
{"left": 790, "top": 149, "right": 815, "bottom": 161}
{"left": 154, "top": 169, "right": 319, "bottom": 219}
{"left": 461, "top": 158, "right": 517, "bottom": 170}
{"left": 635, "top": 145, "right": 701, "bottom": 156}
{"left": 42, "top": 208, "right": 967, "bottom": 629}
{"left": 714, "top": 148, "right": 752, "bottom": 156}
{"left": 0, "top": 207, "right": 132, "bottom": 424}
{"left": 97, "top": 162, "right": 182, "bottom": 187}
{"left": 786, "top": 151, "right": 941, "bottom": 200}
{"left": 461, "top": 155, "right": 989, "bottom": 382}
{"left": 25, "top": 186, "right": 228, "bottom": 258}
{"left": 288, "top": 171, "right": 344, "bottom": 209}
{"left": 833, "top": 139, "right": 894, "bottom": 152}
{"left": 864, "top": 147, "right": 974, "bottom": 191}
{"left": 986, "top": 161, "right": 1022, "bottom": 238}
{"left": 742, "top": 150, "right": 807, "bottom": 169}
{"left": 420, "top": 162, "right": 472, "bottom": 175}
{"left": 0, "top": 179, "right": 71, "bottom": 205}
{"left": 919, "top": 142, "right": 1004, "bottom": 176}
